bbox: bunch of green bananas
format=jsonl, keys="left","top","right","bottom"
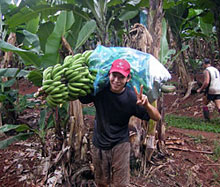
{"left": 41, "top": 50, "right": 95, "bottom": 107}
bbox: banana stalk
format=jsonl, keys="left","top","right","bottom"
{"left": 145, "top": 100, "right": 157, "bottom": 163}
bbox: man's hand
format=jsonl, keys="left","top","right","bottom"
{"left": 133, "top": 84, "right": 161, "bottom": 121}
{"left": 133, "top": 85, "right": 149, "bottom": 106}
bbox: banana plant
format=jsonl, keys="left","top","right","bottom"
{"left": 159, "top": 18, "right": 176, "bottom": 65}
{"left": 0, "top": 109, "right": 51, "bottom": 155}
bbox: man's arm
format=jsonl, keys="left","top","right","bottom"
{"left": 133, "top": 85, "right": 161, "bottom": 121}
{"left": 78, "top": 94, "right": 94, "bottom": 104}
{"left": 197, "top": 70, "right": 210, "bottom": 93}
{"left": 143, "top": 96, "right": 161, "bottom": 121}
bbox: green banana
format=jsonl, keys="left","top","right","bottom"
{"left": 79, "top": 89, "right": 87, "bottom": 96}
{"left": 68, "top": 74, "right": 82, "bottom": 83}
{"left": 82, "top": 50, "right": 93, "bottom": 65}
{"left": 51, "top": 81, "right": 62, "bottom": 87}
{"left": 37, "top": 51, "right": 97, "bottom": 103}
{"left": 43, "top": 66, "right": 53, "bottom": 80}
{"left": 53, "top": 75, "right": 62, "bottom": 82}
{"left": 66, "top": 72, "right": 79, "bottom": 81}
{"left": 73, "top": 56, "right": 86, "bottom": 65}
{"left": 50, "top": 87, "right": 61, "bottom": 95}
{"left": 57, "top": 83, "right": 66, "bottom": 89}
{"left": 68, "top": 83, "right": 81, "bottom": 93}
{"left": 45, "top": 70, "right": 53, "bottom": 80}
{"left": 52, "top": 64, "right": 63, "bottom": 78}
{"left": 79, "top": 70, "right": 89, "bottom": 78}
{"left": 70, "top": 82, "right": 85, "bottom": 88}
{"left": 74, "top": 66, "right": 87, "bottom": 72}
{"left": 43, "top": 79, "right": 54, "bottom": 85}
{"left": 46, "top": 96, "right": 58, "bottom": 107}
{"left": 72, "top": 53, "right": 82, "bottom": 61}
{"left": 49, "top": 96, "right": 64, "bottom": 104}
{"left": 44, "top": 85, "right": 55, "bottom": 94}
{"left": 88, "top": 73, "right": 96, "bottom": 81}
{"left": 69, "top": 63, "right": 83, "bottom": 70}
{"left": 78, "top": 78, "right": 91, "bottom": 84}
{"left": 53, "top": 67, "right": 67, "bottom": 78}
{"left": 65, "top": 69, "right": 76, "bottom": 77}
{"left": 51, "top": 93, "right": 65, "bottom": 99}
{"left": 82, "top": 84, "right": 90, "bottom": 90}
{"left": 42, "top": 85, "right": 50, "bottom": 91}
{"left": 82, "top": 50, "right": 93, "bottom": 58}
{"left": 63, "top": 55, "right": 73, "bottom": 64}
{"left": 69, "top": 91, "right": 79, "bottom": 97}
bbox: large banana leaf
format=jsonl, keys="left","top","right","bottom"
{"left": 0, "top": 124, "right": 33, "bottom": 149}
{"left": 0, "top": 68, "right": 29, "bottom": 77}
{"left": 22, "top": 30, "right": 41, "bottom": 54}
{"left": 0, "top": 124, "right": 31, "bottom": 132}
{"left": 6, "top": 4, "right": 75, "bottom": 28}
{"left": 42, "top": 11, "right": 75, "bottom": 67}
{"left": 0, "top": 40, "right": 41, "bottom": 67}
{"left": 159, "top": 18, "right": 176, "bottom": 65}
{"left": 119, "top": 10, "right": 139, "bottom": 21}
{"left": 75, "top": 20, "right": 97, "bottom": 50}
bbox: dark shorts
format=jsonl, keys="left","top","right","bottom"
{"left": 207, "top": 94, "right": 220, "bottom": 101}
{"left": 91, "top": 142, "right": 130, "bottom": 186}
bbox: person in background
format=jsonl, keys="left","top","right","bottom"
{"left": 79, "top": 59, "right": 161, "bottom": 187}
{"left": 197, "top": 58, "right": 220, "bottom": 121}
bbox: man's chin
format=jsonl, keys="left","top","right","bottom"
{"left": 111, "top": 86, "right": 123, "bottom": 93}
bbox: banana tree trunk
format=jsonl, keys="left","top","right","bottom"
{"left": 145, "top": 0, "right": 164, "bottom": 163}
{"left": 69, "top": 100, "right": 84, "bottom": 161}
{"left": 123, "top": 0, "right": 164, "bottom": 173}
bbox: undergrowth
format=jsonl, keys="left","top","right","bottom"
{"left": 165, "top": 114, "right": 220, "bottom": 133}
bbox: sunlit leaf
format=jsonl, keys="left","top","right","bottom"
{"left": 119, "top": 10, "right": 139, "bottom": 21}
{"left": 75, "top": 20, "right": 96, "bottom": 50}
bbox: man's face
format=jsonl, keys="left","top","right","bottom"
{"left": 109, "top": 72, "right": 130, "bottom": 93}
{"left": 203, "top": 63, "right": 208, "bottom": 69}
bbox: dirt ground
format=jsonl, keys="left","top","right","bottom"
{"left": 0, "top": 74, "right": 220, "bottom": 187}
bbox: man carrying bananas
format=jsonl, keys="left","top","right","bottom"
{"left": 79, "top": 59, "right": 161, "bottom": 187}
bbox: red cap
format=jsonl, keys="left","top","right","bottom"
{"left": 109, "top": 59, "right": 131, "bottom": 77}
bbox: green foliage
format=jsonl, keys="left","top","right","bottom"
{"left": 212, "top": 140, "right": 220, "bottom": 162}
{"left": 159, "top": 18, "right": 176, "bottom": 65}
{"left": 0, "top": 131, "right": 33, "bottom": 149}
{"left": 83, "top": 106, "right": 96, "bottom": 116}
{"left": 27, "top": 69, "right": 43, "bottom": 87}
{"left": 0, "top": 69, "right": 37, "bottom": 122}
{"left": 187, "top": 58, "right": 201, "bottom": 72}
{"left": 165, "top": 114, "right": 220, "bottom": 133}
{"left": 43, "top": 11, "right": 75, "bottom": 67}
{"left": 75, "top": 20, "right": 97, "bottom": 50}
{"left": 14, "top": 94, "right": 38, "bottom": 114}
{"left": 0, "top": 108, "right": 54, "bottom": 149}
{"left": 0, "top": 40, "right": 41, "bottom": 67}
{"left": 187, "top": 134, "right": 206, "bottom": 144}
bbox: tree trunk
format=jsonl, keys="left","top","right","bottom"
{"left": 213, "top": 8, "right": 220, "bottom": 51}
{"left": 69, "top": 100, "right": 85, "bottom": 161}
{"left": 123, "top": 0, "right": 164, "bottom": 174}
{"left": 148, "top": 0, "right": 163, "bottom": 58}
